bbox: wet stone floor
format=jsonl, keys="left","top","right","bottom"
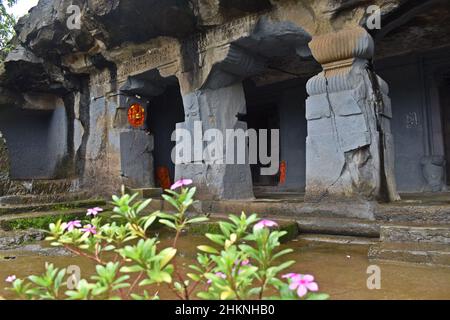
{"left": 1, "top": 234, "right": 450, "bottom": 300}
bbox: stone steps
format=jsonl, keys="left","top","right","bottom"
{"left": 125, "top": 187, "right": 163, "bottom": 199}
{"left": 380, "top": 225, "right": 450, "bottom": 245}
{"left": 0, "top": 198, "right": 106, "bottom": 216}
{"left": 296, "top": 216, "right": 380, "bottom": 238}
{"left": 7, "top": 179, "right": 80, "bottom": 196}
{"left": 376, "top": 204, "right": 450, "bottom": 224}
{"left": 368, "top": 242, "right": 450, "bottom": 267}
{"left": 0, "top": 191, "right": 91, "bottom": 205}
{"left": 297, "top": 234, "right": 378, "bottom": 245}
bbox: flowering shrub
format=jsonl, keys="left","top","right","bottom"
{"left": 5, "top": 180, "right": 329, "bottom": 300}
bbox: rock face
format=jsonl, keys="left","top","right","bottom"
{"left": 0, "top": 0, "right": 411, "bottom": 199}
{"left": 0, "top": 132, "right": 10, "bottom": 196}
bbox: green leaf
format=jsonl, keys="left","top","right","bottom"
{"left": 205, "top": 233, "right": 226, "bottom": 246}
{"left": 187, "top": 216, "right": 209, "bottom": 224}
{"left": 159, "top": 219, "right": 177, "bottom": 230}
{"left": 162, "top": 195, "right": 180, "bottom": 211}
{"left": 197, "top": 245, "right": 219, "bottom": 254}
{"left": 136, "top": 199, "right": 152, "bottom": 214}
{"left": 187, "top": 273, "right": 201, "bottom": 281}
{"left": 159, "top": 248, "right": 177, "bottom": 268}
{"left": 306, "top": 293, "right": 330, "bottom": 300}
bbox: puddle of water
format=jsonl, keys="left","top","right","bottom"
{"left": 1, "top": 234, "right": 450, "bottom": 300}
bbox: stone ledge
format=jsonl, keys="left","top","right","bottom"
{"left": 380, "top": 225, "right": 450, "bottom": 245}
{"left": 368, "top": 242, "right": 450, "bottom": 267}
{"left": 297, "top": 217, "right": 380, "bottom": 238}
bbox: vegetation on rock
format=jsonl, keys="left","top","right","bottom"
{"left": 0, "top": 0, "right": 16, "bottom": 60}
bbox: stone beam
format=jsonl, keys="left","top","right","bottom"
{"left": 202, "top": 44, "right": 267, "bottom": 90}
{"left": 305, "top": 26, "right": 400, "bottom": 205}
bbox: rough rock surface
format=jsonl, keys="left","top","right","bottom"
{"left": 0, "top": 0, "right": 418, "bottom": 199}
{"left": 0, "top": 229, "right": 46, "bottom": 250}
{"left": 0, "top": 133, "right": 10, "bottom": 196}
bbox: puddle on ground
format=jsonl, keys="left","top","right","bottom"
{"left": 1, "top": 233, "right": 449, "bottom": 300}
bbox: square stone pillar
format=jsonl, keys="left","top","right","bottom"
{"left": 305, "top": 27, "right": 400, "bottom": 204}
{"left": 176, "top": 83, "right": 254, "bottom": 200}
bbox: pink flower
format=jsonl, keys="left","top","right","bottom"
{"left": 87, "top": 207, "right": 103, "bottom": 217}
{"left": 287, "top": 274, "right": 319, "bottom": 298}
{"left": 170, "top": 179, "right": 193, "bottom": 190}
{"left": 64, "top": 220, "right": 82, "bottom": 232}
{"left": 241, "top": 259, "right": 250, "bottom": 266}
{"left": 282, "top": 273, "right": 298, "bottom": 279}
{"left": 5, "top": 275, "right": 16, "bottom": 283}
{"left": 254, "top": 219, "right": 278, "bottom": 231}
{"left": 207, "top": 272, "right": 226, "bottom": 284}
{"left": 81, "top": 224, "right": 97, "bottom": 235}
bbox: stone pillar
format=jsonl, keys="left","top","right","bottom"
{"left": 305, "top": 27, "right": 400, "bottom": 203}
{"left": 175, "top": 83, "right": 254, "bottom": 200}
{"left": 0, "top": 132, "right": 10, "bottom": 196}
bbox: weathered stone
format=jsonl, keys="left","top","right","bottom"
{"left": 0, "top": 0, "right": 424, "bottom": 201}
{"left": 125, "top": 187, "right": 162, "bottom": 199}
{"left": 22, "top": 93, "right": 64, "bottom": 111}
{"left": 119, "top": 131, "right": 155, "bottom": 188}
{"left": 380, "top": 225, "right": 450, "bottom": 245}
{"left": 368, "top": 242, "right": 450, "bottom": 267}
{"left": 0, "top": 230, "right": 46, "bottom": 250}
{"left": 421, "top": 156, "right": 446, "bottom": 192}
{"left": 305, "top": 27, "right": 400, "bottom": 205}
{"left": 176, "top": 83, "right": 254, "bottom": 200}
{"left": 0, "top": 132, "right": 10, "bottom": 196}
{"left": 297, "top": 216, "right": 380, "bottom": 238}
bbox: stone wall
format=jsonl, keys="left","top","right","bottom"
{"left": 0, "top": 105, "right": 69, "bottom": 180}
{"left": 0, "top": 131, "right": 10, "bottom": 195}
{"left": 377, "top": 47, "right": 450, "bottom": 192}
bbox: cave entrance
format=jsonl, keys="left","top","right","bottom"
{"left": 243, "top": 78, "right": 308, "bottom": 198}
{"left": 119, "top": 71, "right": 185, "bottom": 190}
{"left": 439, "top": 77, "right": 450, "bottom": 186}
{"left": 146, "top": 84, "right": 185, "bottom": 189}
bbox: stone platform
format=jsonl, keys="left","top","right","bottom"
{"left": 141, "top": 190, "right": 450, "bottom": 266}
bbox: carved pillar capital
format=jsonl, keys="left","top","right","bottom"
{"left": 308, "top": 27, "right": 374, "bottom": 77}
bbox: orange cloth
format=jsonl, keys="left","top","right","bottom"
{"left": 156, "top": 166, "right": 172, "bottom": 190}
{"left": 279, "top": 161, "right": 287, "bottom": 185}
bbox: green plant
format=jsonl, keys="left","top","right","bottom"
{"left": 0, "top": 0, "right": 17, "bottom": 60}
{"left": 5, "top": 180, "right": 329, "bottom": 300}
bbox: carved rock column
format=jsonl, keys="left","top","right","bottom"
{"left": 305, "top": 27, "right": 400, "bottom": 203}
{"left": 176, "top": 83, "right": 254, "bottom": 200}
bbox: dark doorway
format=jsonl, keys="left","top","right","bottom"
{"left": 246, "top": 103, "right": 280, "bottom": 186}
{"left": 243, "top": 78, "right": 308, "bottom": 194}
{"left": 440, "top": 77, "right": 450, "bottom": 185}
{"left": 147, "top": 85, "right": 185, "bottom": 187}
